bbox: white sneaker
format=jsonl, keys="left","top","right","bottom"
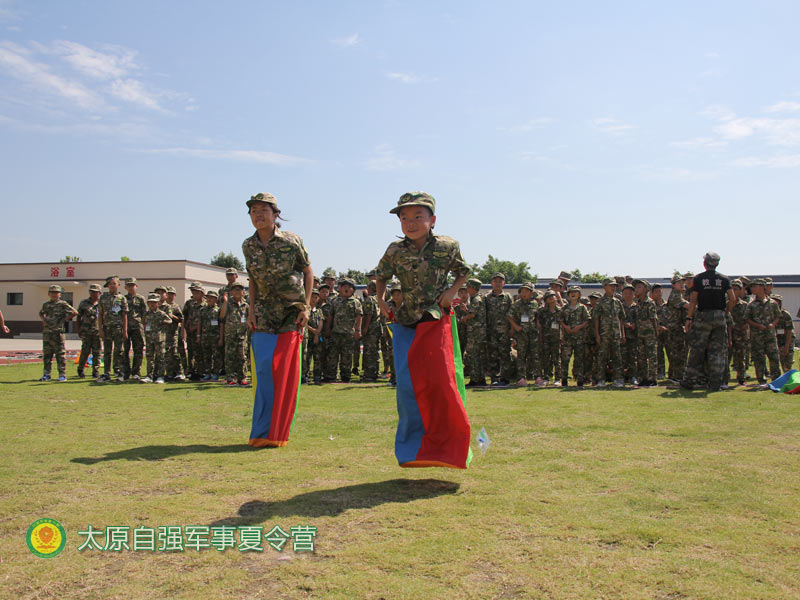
{"left": 140, "top": 376, "right": 153, "bottom": 383}
{"left": 596, "top": 380, "right": 606, "bottom": 387}
{"left": 613, "top": 379, "right": 625, "bottom": 388}
{"left": 117, "top": 375, "right": 125, "bottom": 382}
{"left": 176, "top": 374, "right": 186, "bottom": 381}
{"left": 131, "top": 374, "right": 140, "bottom": 380}
{"left": 156, "top": 377, "right": 165, "bottom": 384}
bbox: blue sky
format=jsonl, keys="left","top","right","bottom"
{"left": 2, "top": 1, "right": 799, "bottom": 278}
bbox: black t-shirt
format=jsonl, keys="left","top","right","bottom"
{"left": 693, "top": 269, "right": 730, "bottom": 311}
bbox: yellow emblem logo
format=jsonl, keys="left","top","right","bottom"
{"left": 26, "top": 518, "right": 66, "bottom": 558}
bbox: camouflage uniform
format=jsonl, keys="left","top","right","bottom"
{"left": 319, "top": 298, "right": 334, "bottom": 380}
{"left": 163, "top": 300, "right": 185, "bottom": 378}
{"left": 729, "top": 296, "right": 750, "bottom": 382}
{"left": 683, "top": 311, "right": 729, "bottom": 389}
{"left": 143, "top": 307, "right": 172, "bottom": 379}
{"left": 584, "top": 299, "right": 599, "bottom": 383}
{"left": 665, "top": 290, "right": 689, "bottom": 380}
{"left": 199, "top": 303, "right": 222, "bottom": 376}
{"left": 361, "top": 293, "right": 382, "bottom": 380}
{"left": 509, "top": 297, "right": 539, "bottom": 380}
{"left": 76, "top": 296, "right": 101, "bottom": 377}
{"left": 745, "top": 297, "right": 781, "bottom": 383}
{"left": 655, "top": 300, "right": 669, "bottom": 378}
{"left": 304, "top": 305, "right": 324, "bottom": 382}
{"left": 325, "top": 295, "right": 363, "bottom": 382}
{"left": 454, "top": 299, "right": 470, "bottom": 366}
{"left": 464, "top": 290, "right": 488, "bottom": 384}
{"left": 224, "top": 299, "right": 250, "bottom": 383}
{"left": 123, "top": 291, "right": 146, "bottom": 378}
{"left": 99, "top": 291, "right": 128, "bottom": 376}
{"left": 485, "top": 290, "right": 514, "bottom": 382}
{"left": 560, "top": 303, "right": 590, "bottom": 383}
{"left": 620, "top": 299, "right": 638, "bottom": 381}
{"left": 776, "top": 307, "right": 795, "bottom": 373}
{"left": 242, "top": 228, "right": 310, "bottom": 334}
{"left": 635, "top": 296, "right": 659, "bottom": 382}
{"left": 386, "top": 297, "right": 402, "bottom": 384}
{"left": 538, "top": 305, "right": 562, "bottom": 381}
{"left": 183, "top": 296, "right": 206, "bottom": 376}
{"left": 594, "top": 294, "right": 624, "bottom": 382}
{"left": 39, "top": 297, "right": 77, "bottom": 377}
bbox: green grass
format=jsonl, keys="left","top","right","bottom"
{"left": 1, "top": 363, "right": 799, "bottom": 599}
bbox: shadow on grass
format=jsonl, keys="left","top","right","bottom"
{"left": 71, "top": 444, "right": 263, "bottom": 464}
{"left": 209, "top": 478, "right": 460, "bottom": 526}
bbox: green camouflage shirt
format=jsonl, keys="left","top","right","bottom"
{"left": 730, "top": 298, "right": 750, "bottom": 333}
{"left": 376, "top": 232, "right": 470, "bottom": 327}
{"left": 329, "top": 296, "right": 363, "bottom": 335}
{"left": 76, "top": 298, "right": 100, "bottom": 335}
{"left": 745, "top": 297, "right": 780, "bottom": 328}
{"left": 39, "top": 299, "right": 77, "bottom": 333}
{"left": 666, "top": 291, "right": 688, "bottom": 330}
{"left": 777, "top": 308, "right": 794, "bottom": 345}
{"left": 224, "top": 299, "right": 250, "bottom": 338}
{"left": 595, "top": 295, "right": 624, "bottom": 337}
{"left": 509, "top": 298, "right": 539, "bottom": 333}
{"left": 559, "top": 303, "right": 590, "bottom": 336}
{"left": 538, "top": 306, "right": 562, "bottom": 339}
{"left": 635, "top": 297, "right": 658, "bottom": 335}
{"left": 362, "top": 295, "right": 381, "bottom": 335}
{"left": 199, "top": 305, "right": 221, "bottom": 339}
{"left": 98, "top": 292, "right": 128, "bottom": 329}
{"left": 466, "top": 292, "right": 486, "bottom": 334}
{"left": 485, "top": 291, "right": 514, "bottom": 333}
{"left": 125, "top": 293, "right": 147, "bottom": 329}
{"left": 143, "top": 309, "right": 172, "bottom": 341}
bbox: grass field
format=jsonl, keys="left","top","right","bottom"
{"left": 1, "top": 362, "right": 799, "bottom": 599}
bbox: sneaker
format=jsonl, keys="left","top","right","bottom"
{"left": 131, "top": 374, "right": 140, "bottom": 381}
{"left": 596, "top": 380, "right": 606, "bottom": 387}
{"left": 96, "top": 374, "right": 106, "bottom": 382}
{"left": 57, "top": 375, "right": 67, "bottom": 382}
{"left": 156, "top": 377, "right": 165, "bottom": 384}
{"left": 516, "top": 378, "right": 527, "bottom": 387}
{"left": 117, "top": 375, "right": 125, "bottom": 383}
{"left": 211, "top": 375, "right": 219, "bottom": 381}
{"left": 175, "top": 374, "right": 186, "bottom": 381}
{"left": 552, "top": 380, "right": 561, "bottom": 387}
{"left": 719, "top": 384, "right": 729, "bottom": 390}
{"left": 576, "top": 379, "right": 584, "bottom": 388}
{"left": 39, "top": 374, "right": 51, "bottom": 382}
{"left": 612, "top": 379, "right": 625, "bottom": 388}
{"left": 201, "top": 375, "right": 211, "bottom": 381}
{"left": 240, "top": 379, "right": 249, "bottom": 386}
{"left": 141, "top": 377, "right": 153, "bottom": 383}
{"left": 77, "top": 370, "right": 85, "bottom": 379}
{"left": 227, "top": 380, "right": 238, "bottom": 386}
{"left": 631, "top": 378, "right": 639, "bottom": 386}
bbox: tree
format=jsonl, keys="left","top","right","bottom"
{"left": 473, "top": 255, "right": 536, "bottom": 284}
{"left": 572, "top": 269, "right": 607, "bottom": 283}
{"left": 120, "top": 256, "right": 131, "bottom": 262}
{"left": 210, "top": 251, "right": 244, "bottom": 271}
{"left": 342, "top": 269, "right": 370, "bottom": 285}
{"left": 59, "top": 256, "right": 82, "bottom": 263}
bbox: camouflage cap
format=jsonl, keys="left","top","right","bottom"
{"left": 311, "top": 288, "right": 320, "bottom": 295}
{"left": 48, "top": 284, "right": 63, "bottom": 293}
{"left": 684, "top": 271, "right": 695, "bottom": 279}
{"left": 558, "top": 270, "right": 573, "bottom": 281}
{"left": 367, "top": 280, "right": 377, "bottom": 290}
{"left": 670, "top": 274, "right": 685, "bottom": 284}
{"left": 339, "top": 277, "right": 356, "bottom": 287}
{"left": 164, "top": 286, "right": 176, "bottom": 293}
{"left": 389, "top": 191, "right": 436, "bottom": 215}
{"left": 466, "top": 277, "right": 483, "bottom": 289}
{"left": 88, "top": 284, "right": 102, "bottom": 292}
{"left": 543, "top": 290, "right": 556, "bottom": 299}
{"left": 205, "top": 289, "right": 218, "bottom": 298}
{"left": 633, "top": 279, "right": 652, "bottom": 290}
{"left": 322, "top": 268, "right": 337, "bottom": 280}
{"left": 104, "top": 275, "right": 120, "bottom": 287}
{"left": 602, "top": 277, "right": 617, "bottom": 286}
{"left": 550, "top": 279, "right": 564, "bottom": 288}
{"left": 731, "top": 278, "right": 743, "bottom": 288}
{"left": 124, "top": 277, "right": 138, "bottom": 285}
{"left": 771, "top": 294, "right": 783, "bottom": 302}
{"left": 589, "top": 291, "right": 602, "bottom": 299}
{"left": 751, "top": 278, "right": 767, "bottom": 287}
{"left": 246, "top": 192, "right": 279, "bottom": 211}
{"left": 703, "top": 252, "right": 720, "bottom": 267}
{"left": 651, "top": 283, "right": 662, "bottom": 290}
{"left": 147, "top": 294, "right": 160, "bottom": 302}
{"left": 519, "top": 281, "right": 535, "bottom": 292}
{"left": 567, "top": 285, "right": 582, "bottom": 294}
{"left": 366, "top": 269, "right": 376, "bottom": 278}
{"left": 491, "top": 272, "right": 506, "bottom": 281}
{"left": 765, "top": 277, "right": 774, "bottom": 285}
{"left": 614, "top": 275, "right": 625, "bottom": 285}
{"left": 225, "top": 267, "right": 238, "bottom": 274}
{"left": 189, "top": 281, "right": 203, "bottom": 290}
{"left": 230, "top": 282, "right": 245, "bottom": 290}
{"left": 318, "top": 283, "right": 330, "bottom": 290}
{"left": 740, "top": 276, "right": 751, "bottom": 287}
{"left": 622, "top": 283, "right": 634, "bottom": 291}
{"left": 390, "top": 282, "right": 403, "bottom": 292}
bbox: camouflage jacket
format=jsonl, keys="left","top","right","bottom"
{"left": 744, "top": 297, "right": 780, "bottom": 328}
{"left": 730, "top": 298, "right": 750, "bottom": 334}
{"left": 40, "top": 299, "right": 77, "bottom": 333}
{"left": 666, "top": 291, "right": 688, "bottom": 330}
{"left": 183, "top": 298, "right": 206, "bottom": 333}
{"left": 509, "top": 298, "right": 539, "bottom": 333}
{"left": 777, "top": 309, "right": 794, "bottom": 344}
{"left": 125, "top": 293, "right": 147, "bottom": 330}
{"left": 242, "top": 228, "right": 310, "bottom": 332}
{"left": 655, "top": 300, "right": 669, "bottom": 328}
{"left": 76, "top": 298, "right": 100, "bottom": 335}
{"left": 595, "top": 295, "right": 624, "bottom": 337}
{"left": 465, "top": 292, "right": 486, "bottom": 334}
{"left": 224, "top": 300, "right": 250, "bottom": 338}
{"left": 621, "top": 301, "right": 638, "bottom": 340}
{"left": 306, "top": 306, "right": 324, "bottom": 343}
{"left": 559, "top": 303, "right": 590, "bottom": 336}
{"left": 538, "top": 306, "right": 562, "bottom": 339}
{"left": 362, "top": 295, "right": 381, "bottom": 335}
{"left": 376, "top": 231, "right": 470, "bottom": 327}
{"left": 635, "top": 297, "right": 658, "bottom": 335}
{"left": 485, "top": 291, "right": 513, "bottom": 333}
{"left": 162, "top": 301, "right": 183, "bottom": 334}
{"left": 98, "top": 292, "right": 128, "bottom": 329}
{"left": 199, "top": 305, "right": 221, "bottom": 338}
{"left": 143, "top": 309, "right": 172, "bottom": 341}
{"left": 329, "top": 296, "right": 363, "bottom": 335}
{"left": 218, "top": 283, "right": 249, "bottom": 305}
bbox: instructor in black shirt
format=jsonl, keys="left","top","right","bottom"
{"left": 681, "top": 252, "right": 736, "bottom": 391}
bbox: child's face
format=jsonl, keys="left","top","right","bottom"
{"left": 519, "top": 288, "right": 533, "bottom": 301}
{"left": 458, "top": 288, "right": 469, "bottom": 302}
{"left": 249, "top": 202, "right": 278, "bottom": 231}
{"left": 622, "top": 288, "right": 634, "bottom": 302}
{"left": 107, "top": 280, "right": 119, "bottom": 293}
{"left": 192, "top": 290, "right": 204, "bottom": 302}
{"left": 206, "top": 296, "right": 217, "bottom": 307}
{"left": 604, "top": 284, "right": 616, "bottom": 296}
{"left": 231, "top": 288, "right": 243, "bottom": 301}
{"left": 391, "top": 290, "right": 402, "bottom": 303}
{"left": 672, "top": 280, "right": 685, "bottom": 292}
{"left": 147, "top": 301, "right": 158, "bottom": 311}
{"left": 651, "top": 288, "right": 662, "bottom": 301}
{"left": 340, "top": 285, "right": 354, "bottom": 298}
{"left": 125, "top": 283, "right": 137, "bottom": 295}
{"left": 398, "top": 206, "right": 435, "bottom": 243}
{"left": 545, "top": 296, "right": 556, "bottom": 307}
{"left": 590, "top": 297, "right": 598, "bottom": 307}
{"left": 567, "top": 291, "right": 580, "bottom": 304}
{"left": 310, "top": 294, "right": 319, "bottom": 307}
{"left": 319, "top": 288, "right": 330, "bottom": 301}
{"left": 166, "top": 292, "right": 176, "bottom": 302}
{"left": 490, "top": 278, "right": 504, "bottom": 293}
{"left": 48, "top": 291, "right": 60, "bottom": 301}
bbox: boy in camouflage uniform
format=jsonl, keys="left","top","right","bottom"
{"left": 183, "top": 283, "right": 206, "bottom": 380}
{"left": 385, "top": 283, "right": 403, "bottom": 385}
{"left": 485, "top": 272, "right": 514, "bottom": 386}
{"left": 665, "top": 275, "right": 689, "bottom": 382}
{"left": 584, "top": 292, "right": 601, "bottom": 384}
{"left": 594, "top": 278, "right": 626, "bottom": 387}
{"left": 745, "top": 279, "right": 781, "bottom": 385}
{"left": 634, "top": 279, "right": 659, "bottom": 387}
{"left": 652, "top": 284, "right": 668, "bottom": 379}
{"left": 323, "top": 278, "right": 362, "bottom": 383}
{"left": 360, "top": 281, "right": 382, "bottom": 382}
{"left": 460, "top": 279, "right": 487, "bottom": 387}
{"left": 620, "top": 284, "right": 639, "bottom": 384}
{"left": 142, "top": 294, "right": 172, "bottom": 383}
{"left": 97, "top": 275, "right": 128, "bottom": 382}
{"left": 223, "top": 283, "right": 250, "bottom": 385}
{"left": 123, "top": 278, "right": 147, "bottom": 380}
{"left": 317, "top": 283, "right": 334, "bottom": 381}
{"left": 39, "top": 285, "right": 78, "bottom": 381}
{"left": 508, "top": 282, "right": 540, "bottom": 386}
{"left": 729, "top": 279, "right": 750, "bottom": 385}
{"left": 454, "top": 285, "right": 470, "bottom": 368}
{"left": 76, "top": 283, "right": 102, "bottom": 379}
{"left": 538, "top": 290, "right": 562, "bottom": 384}
{"left": 199, "top": 290, "right": 222, "bottom": 380}
{"left": 303, "top": 289, "right": 324, "bottom": 384}
{"left": 559, "top": 286, "right": 590, "bottom": 387}
{"left": 773, "top": 295, "right": 795, "bottom": 374}
{"left": 163, "top": 286, "right": 186, "bottom": 380}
